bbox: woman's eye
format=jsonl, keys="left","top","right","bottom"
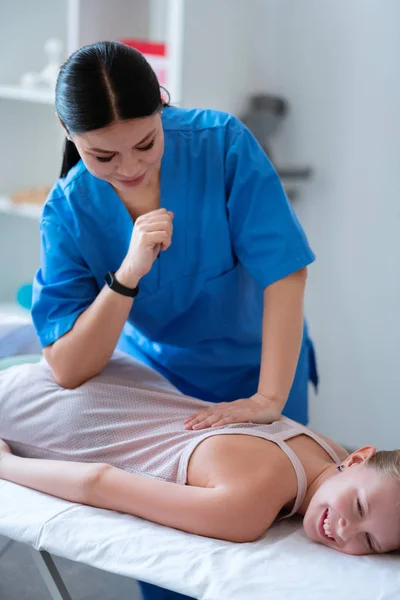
{"left": 357, "top": 498, "right": 363, "bottom": 517}
{"left": 96, "top": 155, "right": 115, "bottom": 163}
{"left": 366, "top": 533, "right": 374, "bottom": 552}
{"left": 138, "top": 139, "right": 155, "bottom": 152}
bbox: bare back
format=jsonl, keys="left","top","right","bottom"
{"left": 188, "top": 429, "right": 349, "bottom": 516}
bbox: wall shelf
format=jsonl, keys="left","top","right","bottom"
{"left": 0, "top": 197, "right": 42, "bottom": 219}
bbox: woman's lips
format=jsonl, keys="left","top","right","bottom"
{"left": 118, "top": 173, "right": 146, "bottom": 187}
{"left": 319, "top": 507, "right": 335, "bottom": 542}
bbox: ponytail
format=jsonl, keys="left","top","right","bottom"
{"left": 60, "top": 139, "right": 81, "bottom": 178}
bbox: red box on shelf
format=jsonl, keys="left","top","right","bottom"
{"left": 120, "top": 39, "right": 168, "bottom": 88}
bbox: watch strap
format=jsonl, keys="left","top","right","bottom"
{"left": 105, "top": 271, "right": 139, "bottom": 298}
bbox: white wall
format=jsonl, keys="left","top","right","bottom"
{"left": 180, "top": 0, "right": 258, "bottom": 115}
{"left": 77, "top": 0, "right": 149, "bottom": 49}
{"left": 252, "top": 0, "right": 400, "bottom": 449}
{"left": 0, "top": 215, "right": 40, "bottom": 304}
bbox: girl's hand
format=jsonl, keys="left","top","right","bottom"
{"left": 184, "top": 393, "right": 283, "bottom": 430}
{"left": 117, "top": 208, "right": 174, "bottom": 287}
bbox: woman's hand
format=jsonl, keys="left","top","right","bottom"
{"left": 117, "top": 208, "right": 174, "bottom": 286}
{"left": 184, "top": 393, "right": 283, "bottom": 430}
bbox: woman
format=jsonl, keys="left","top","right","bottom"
{"left": 0, "top": 355, "right": 399, "bottom": 559}
{"left": 32, "top": 40, "right": 316, "bottom": 599}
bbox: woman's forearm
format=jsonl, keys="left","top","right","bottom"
{"left": 43, "top": 208, "right": 175, "bottom": 389}
{"left": 257, "top": 267, "right": 307, "bottom": 408}
{"left": 45, "top": 265, "right": 139, "bottom": 389}
{"left": 0, "top": 452, "right": 95, "bottom": 505}
{"left": 0, "top": 452, "right": 267, "bottom": 542}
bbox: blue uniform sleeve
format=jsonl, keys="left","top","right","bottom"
{"left": 225, "top": 118, "right": 315, "bottom": 288}
{"left": 31, "top": 205, "right": 100, "bottom": 348}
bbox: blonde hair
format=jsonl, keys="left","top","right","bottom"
{"left": 367, "top": 450, "right": 400, "bottom": 554}
{"left": 367, "top": 450, "right": 400, "bottom": 481}
{"left": 365, "top": 450, "right": 400, "bottom": 554}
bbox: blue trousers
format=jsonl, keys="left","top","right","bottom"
{"left": 138, "top": 583, "right": 195, "bottom": 599}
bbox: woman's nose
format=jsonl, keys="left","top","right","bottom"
{"left": 336, "top": 516, "right": 357, "bottom": 542}
{"left": 118, "top": 154, "right": 140, "bottom": 177}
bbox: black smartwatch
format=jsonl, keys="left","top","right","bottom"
{"left": 105, "top": 271, "right": 139, "bottom": 298}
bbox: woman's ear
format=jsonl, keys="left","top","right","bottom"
{"left": 345, "top": 446, "right": 376, "bottom": 468}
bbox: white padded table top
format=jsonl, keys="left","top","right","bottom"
{"left": 1, "top": 479, "right": 399, "bottom": 600}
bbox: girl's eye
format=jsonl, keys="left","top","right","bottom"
{"left": 138, "top": 139, "right": 155, "bottom": 152}
{"left": 366, "top": 532, "right": 374, "bottom": 552}
{"left": 357, "top": 498, "right": 363, "bottom": 517}
{"left": 96, "top": 155, "right": 115, "bottom": 163}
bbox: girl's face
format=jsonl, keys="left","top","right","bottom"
{"left": 303, "top": 448, "right": 400, "bottom": 555}
{"left": 70, "top": 112, "right": 164, "bottom": 192}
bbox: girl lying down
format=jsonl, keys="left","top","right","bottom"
{"left": 0, "top": 353, "right": 399, "bottom": 556}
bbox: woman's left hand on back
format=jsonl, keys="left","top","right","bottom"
{"left": 184, "top": 394, "right": 283, "bottom": 430}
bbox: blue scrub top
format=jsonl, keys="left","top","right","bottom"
{"left": 32, "top": 107, "right": 316, "bottom": 415}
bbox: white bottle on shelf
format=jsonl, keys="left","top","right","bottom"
{"left": 20, "top": 38, "right": 64, "bottom": 92}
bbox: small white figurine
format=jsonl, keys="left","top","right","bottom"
{"left": 20, "top": 38, "right": 63, "bottom": 90}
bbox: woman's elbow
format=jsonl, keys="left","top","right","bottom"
{"left": 54, "top": 368, "right": 96, "bottom": 389}
{"left": 49, "top": 362, "right": 80, "bottom": 389}
{"left": 43, "top": 348, "right": 91, "bottom": 389}
{"left": 220, "top": 521, "right": 266, "bottom": 544}
{"left": 57, "top": 369, "right": 102, "bottom": 389}
{"left": 54, "top": 373, "right": 82, "bottom": 390}
{"left": 216, "top": 508, "right": 269, "bottom": 543}
{"left": 49, "top": 363, "right": 87, "bottom": 390}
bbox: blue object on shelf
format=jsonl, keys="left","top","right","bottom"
{"left": 16, "top": 283, "right": 33, "bottom": 310}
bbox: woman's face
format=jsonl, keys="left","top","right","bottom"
{"left": 70, "top": 112, "right": 164, "bottom": 192}
{"left": 303, "top": 449, "right": 400, "bottom": 555}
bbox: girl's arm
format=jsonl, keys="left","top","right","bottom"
{"left": 0, "top": 449, "right": 273, "bottom": 542}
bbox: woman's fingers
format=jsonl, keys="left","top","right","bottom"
{"left": 124, "top": 209, "right": 174, "bottom": 280}
{"left": 135, "top": 210, "right": 173, "bottom": 243}
{"left": 142, "top": 231, "right": 171, "bottom": 250}
{"left": 136, "top": 208, "right": 174, "bottom": 225}
{"left": 138, "top": 220, "right": 173, "bottom": 234}
{"left": 184, "top": 405, "right": 229, "bottom": 430}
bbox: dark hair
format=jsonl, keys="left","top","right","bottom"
{"left": 56, "top": 41, "right": 164, "bottom": 178}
